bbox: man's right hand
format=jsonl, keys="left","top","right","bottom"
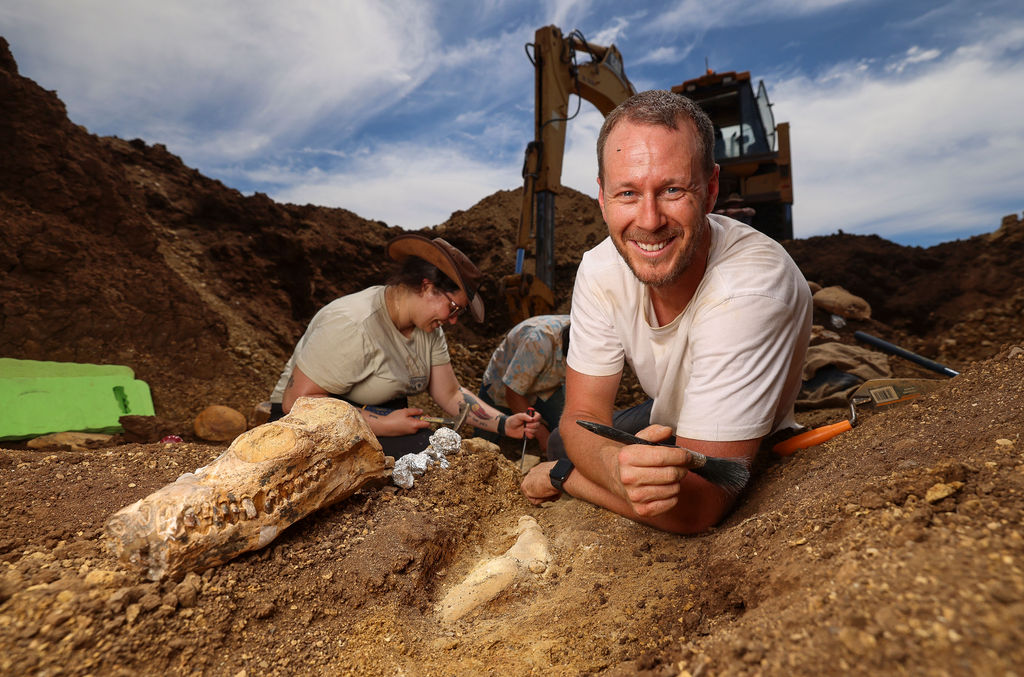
{"left": 614, "top": 439, "right": 692, "bottom": 518}
{"left": 520, "top": 461, "right": 561, "bottom": 505}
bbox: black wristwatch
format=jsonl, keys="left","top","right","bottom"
{"left": 549, "top": 458, "right": 574, "bottom": 493}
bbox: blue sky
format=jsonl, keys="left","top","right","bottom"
{"left": 3, "top": 0, "right": 1022, "bottom": 246}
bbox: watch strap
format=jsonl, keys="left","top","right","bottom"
{"left": 549, "top": 458, "right": 574, "bottom": 493}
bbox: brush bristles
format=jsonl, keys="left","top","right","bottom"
{"left": 692, "top": 456, "right": 751, "bottom": 494}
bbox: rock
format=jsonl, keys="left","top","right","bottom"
{"left": 138, "top": 592, "right": 162, "bottom": 611}
{"left": 249, "top": 401, "right": 272, "bottom": 428}
{"left": 83, "top": 569, "right": 125, "bottom": 588}
{"left": 812, "top": 286, "right": 872, "bottom": 320}
{"left": 193, "top": 405, "right": 248, "bottom": 442}
{"left": 809, "top": 325, "right": 841, "bottom": 343}
{"left": 119, "top": 415, "right": 177, "bottom": 443}
{"left": 925, "top": 482, "right": 963, "bottom": 503}
{"left": 26, "top": 431, "right": 112, "bottom": 451}
{"left": 174, "top": 574, "right": 201, "bottom": 608}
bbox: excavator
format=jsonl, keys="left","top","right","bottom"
{"left": 504, "top": 25, "right": 794, "bottom": 323}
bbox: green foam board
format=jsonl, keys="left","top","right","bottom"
{"left": 0, "top": 359, "right": 155, "bottom": 441}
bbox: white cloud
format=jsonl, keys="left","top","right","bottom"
{"left": 2, "top": 0, "right": 439, "bottom": 163}
{"left": 633, "top": 46, "right": 688, "bottom": 66}
{"left": 652, "top": 0, "right": 859, "bottom": 33}
{"left": 543, "top": 0, "right": 593, "bottom": 32}
{"left": 587, "top": 17, "right": 631, "bottom": 46}
{"left": 772, "top": 26, "right": 1024, "bottom": 241}
{"left": 560, "top": 109, "right": 605, "bottom": 198}
{"left": 263, "top": 144, "right": 519, "bottom": 229}
{"left": 886, "top": 45, "right": 942, "bottom": 74}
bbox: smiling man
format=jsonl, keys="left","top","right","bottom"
{"left": 520, "top": 90, "right": 812, "bottom": 534}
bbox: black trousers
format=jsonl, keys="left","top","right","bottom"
{"left": 269, "top": 395, "right": 432, "bottom": 459}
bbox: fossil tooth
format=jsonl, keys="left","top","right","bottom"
{"left": 242, "top": 497, "right": 257, "bottom": 519}
{"left": 183, "top": 509, "right": 198, "bottom": 528}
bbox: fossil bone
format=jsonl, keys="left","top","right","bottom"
{"left": 104, "top": 397, "right": 392, "bottom": 581}
{"left": 437, "top": 515, "right": 550, "bottom": 622}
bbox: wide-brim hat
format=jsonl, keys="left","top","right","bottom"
{"left": 386, "top": 234, "right": 485, "bottom": 322}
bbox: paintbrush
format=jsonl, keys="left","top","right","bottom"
{"left": 576, "top": 420, "right": 750, "bottom": 494}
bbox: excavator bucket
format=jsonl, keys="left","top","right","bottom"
{"left": 501, "top": 273, "right": 555, "bottom": 325}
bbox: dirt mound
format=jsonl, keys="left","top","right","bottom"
{"left": 2, "top": 36, "right": 1023, "bottom": 675}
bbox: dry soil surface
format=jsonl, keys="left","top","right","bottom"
{"left": 2, "top": 37, "right": 1024, "bottom": 676}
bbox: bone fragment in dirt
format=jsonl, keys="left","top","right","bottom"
{"left": 104, "top": 397, "right": 392, "bottom": 581}
{"left": 437, "top": 515, "right": 550, "bottom": 623}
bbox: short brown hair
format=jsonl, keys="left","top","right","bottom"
{"left": 596, "top": 90, "right": 715, "bottom": 183}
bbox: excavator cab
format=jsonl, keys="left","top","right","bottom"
{"left": 673, "top": 71, "right": 793, "bottom": 240}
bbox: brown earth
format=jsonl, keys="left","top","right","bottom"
{"left": 2, "top": 36, "right": 1024, "bottom": 676}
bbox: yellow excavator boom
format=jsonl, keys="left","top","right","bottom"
{"left": 508, "top": 26, "right": 635, "bottom": 324}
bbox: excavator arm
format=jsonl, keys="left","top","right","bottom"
{"left": 505, "top": 26, "right": 635, "bottom": 324}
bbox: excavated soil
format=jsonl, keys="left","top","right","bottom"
{"left": 2, "top": 37, "right": 1023, "bottom": 676}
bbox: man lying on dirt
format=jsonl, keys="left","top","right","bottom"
{"left": 520, "top": 90, "right": 812, "bottom": 534}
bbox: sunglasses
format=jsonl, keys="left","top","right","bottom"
{"left": 442, "top": 291, "right": 467, "bottom": 319}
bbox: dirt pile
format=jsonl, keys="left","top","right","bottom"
{"left": 2, "top": 36, "right": 1023, "bottom": 675}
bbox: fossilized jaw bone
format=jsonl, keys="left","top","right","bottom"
{"left": 437, "top": 516, "right": 550, "bottom": 622}
{"left": 104, "top": 397, "right": 392, "bottom": 581}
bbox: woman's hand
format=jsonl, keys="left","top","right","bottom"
{"left": 362, "top": 407, "right": 431, "bottom": 437}
{"left": 506, "top": 409, "right": 542, "bottom": 440}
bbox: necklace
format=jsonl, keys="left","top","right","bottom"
{"left": 385, "top": 286, "right": 413, "bottom": 336}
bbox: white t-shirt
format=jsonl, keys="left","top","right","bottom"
{"left": 568, "top": 215, "right": 812, "bottom": 441}
{"left": 270, "top": 286, "right": 450, "bottom": 406}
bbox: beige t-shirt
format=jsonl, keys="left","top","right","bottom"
{"left": 270, "top": 286, "right": 450, "bottom": 405}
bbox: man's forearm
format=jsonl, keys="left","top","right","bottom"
{"left": 556, "top": 411, "right": 739, "bottom": 534}
{"left": 558, "top": 413, "right": 624, "bottom": 495}
{"left": 559, "top": 464, "right": 633, "bottom": 517}
{"left": 558, "top": 458, "right": 731, "bottom": 534}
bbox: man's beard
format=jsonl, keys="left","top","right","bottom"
{"left": 613, "top": 218, "right": 709, "bottom": 288}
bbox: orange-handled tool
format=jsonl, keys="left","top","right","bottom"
{"left": 772, "top": 401, "right": 857, "bottom": 456}
{"left": 772, "top": 377, "right": 944, "bottom": 456}
{"left": 773, "top": 419, "right": 853, "bottom": 456}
